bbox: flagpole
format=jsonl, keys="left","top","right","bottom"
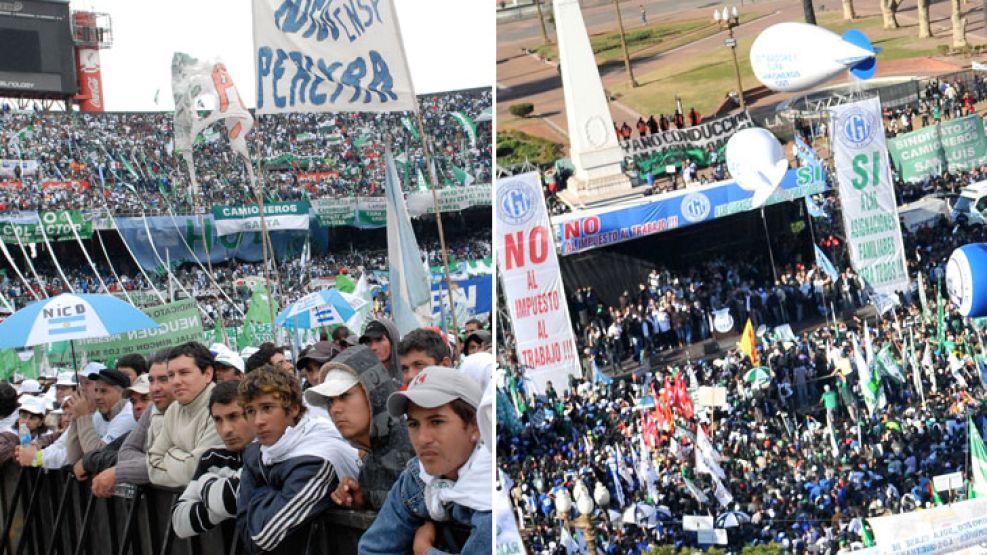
{"left": 388, "top": 0, "right": 458, "bottom": 334}
{"left": 196, "top": 189, "right": 229, "bottom": 346}
{"left": 413, "top": 107, "right": 459, "bottom": 333}
{"left": 250, "top": 127, "right": 280, "bottom": 345}
{"left": 760, "top": 206, "right": 778, "bottom": 283}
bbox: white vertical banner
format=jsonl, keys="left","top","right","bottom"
{"left": 830, "top": 97, "right": 910, "bottom": 296}
{"left": 496, "top": 172, "right": 579, "bottom": 395}
{"left": 252, "top": 0, "right": 416, "bottom": 114}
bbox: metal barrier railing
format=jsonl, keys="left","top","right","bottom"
{"left": 0, "top": 464, "right": 373, "bottom": 555}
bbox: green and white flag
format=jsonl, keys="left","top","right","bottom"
{"left": 874, "top": 344, "right": 906, "bottom": 383}
{"left": 296, "top": 132, "right": 317, "bottom": 142}
{"left": 450, "top": 111, "right": 477, "bottom": 148}
{"left": 15, "top": 125, "right": 32, "bottom": 140}
{"left": 401, "top": 116, "right": 420, "bottom": 139}
{"left": 452, "top": 166, "right": 475, "bottom": 186}
{"left": 416, "top": 167, "right": 429, "bottom": 191}
{"left": 853, "top": 335, "right": 885, "bottom": 416}
{"left": 970, "top": 415, "right": 987, "bottom": 498}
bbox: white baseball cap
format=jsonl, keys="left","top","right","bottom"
{"left": 210, "top": 343, "right": 245, "bottom": 373}
{"left": 54, "top": 372, "right": 77, "bottom": 387}
{"left": 18, "top": 379, "right": 41, "bottom": 395}
{"left": 18, "top": 395, "right": 46, "bottom": 416}
{"left": 387, "top": 366, "right": 482, "bottom": 418}
{"left": 304, "top": 369, "right": 361, "bottom": 410}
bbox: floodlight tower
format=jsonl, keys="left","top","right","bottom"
{"left": 70, "top": 10, "right": 113, "bottom": 112}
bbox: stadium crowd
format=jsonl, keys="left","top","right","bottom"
{"left": 0, "top": 308, "right": 495, "bottom": 553}
{"left": 0, "top": 89, "right": 491, "bottom": 214}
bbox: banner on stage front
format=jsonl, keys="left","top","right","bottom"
{"left": 555, "top": 164, "right": 827, "bottom": 255}
{"left": 830, "top": 97, "right": 909, "bottom": 297}
{"left": 496, "top": 172, "right": 579, "bottom": 395}
{"left": 212, "top": 202, "right": 310, "bottom": 236}
{"left": 77, "top": 299, "right": 203, "bottom": 361}
{"left": 252, "top": 0, "right": 415, "bottom": 114}
{"left": 0, "top": 211, "right": 93, "bottom": 244}
{"left": 862, "top": 498, "right": 987, "bottom": 554}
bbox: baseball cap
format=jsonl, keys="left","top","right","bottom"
{"left": 297, "top": 341, "right": 339, "bottom": 368}
{"left": 18, "top": 379, "right": 41, "bottom": 395}
{"left": 240, "top": 346, "right": 259, "bottom": 360}
{"left": 304, "top": 368, "right": 361, "bottom": 410}
{"left": 210, "top": 344, "right": 245, "bottom": 373}
{"left": 359, "top": 321, "right": 388, "bottom": 343}
{"left": 93, "top": 369, "right": 130, "bottom": 390}
{"left": 54, "top": 372, "right": 77, "bottom": 387}
{"left": 387, "top": 366, "right": 482, "bottom": 418}
{"left": 18, "top": 395, "right": 46, "bottom": 416}
{"left": 127, "top": 374, "right": 151, "bottom": 395}
{"left": 82, "top": 362, "right": 108, "bottom": 379}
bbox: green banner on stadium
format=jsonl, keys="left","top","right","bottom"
{"left": 212, "top": 202, "right": 311, "bottom": 236}
{"left": 312, "top": 186, "right": 491, "bottom": 228}
{"left": 0, "top": 211, "right": 93, "bottom": 244}
{"left": 77, "top": 299, "right": 204, "bottom": 361}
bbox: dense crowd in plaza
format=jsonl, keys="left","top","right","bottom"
{"left": 0, "top": 89, "right": 491, "bottom": 214}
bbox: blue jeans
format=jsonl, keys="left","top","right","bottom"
{"left": 358, "top": 458, "right": 492, "bottom": 555}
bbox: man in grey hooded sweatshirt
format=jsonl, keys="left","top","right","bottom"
{"left": 359, "top": 318, "right": 403, "bottom": 384}
{"left": 305, "top": 345, "right": 416, "bottom": 510}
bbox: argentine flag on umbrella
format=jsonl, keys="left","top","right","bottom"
{"left": 275, "top": 289, "right": 367, "bottom": 329}
{"left": 0, "top": 293, "right": 160, "bottom": 348}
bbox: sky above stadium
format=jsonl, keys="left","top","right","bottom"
{"left": 74, "top": 0, "right": 493, "bottom": 111}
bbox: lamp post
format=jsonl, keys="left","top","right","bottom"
{"left": 613, "top": 0, "right": 639, "bottom": 87}
{"left": 714, "top": 6, "right": 746, "bottom": 111}
{"left": 576, "top": 494, "right": 597, "bottom": 555}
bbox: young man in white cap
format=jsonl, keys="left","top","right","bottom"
{"left": 358, "top": 366, "right": 492, "bottom": 555}
{"left": 210, "top": 343, "right": 245, "bottom": 382}
{"left": 92, "top": 350, "right": 175, "bottom": 497}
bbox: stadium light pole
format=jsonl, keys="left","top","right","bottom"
{"left": 715, "top": 7, "right": 746, "bottom": 111}
{"left": 613, "top": 0, "right": 639, "bottom": 87}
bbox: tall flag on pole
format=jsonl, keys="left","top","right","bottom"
{"left": 814, "top": 244, "right": 840, "bottom": 282}
{"left": 384, "top": 149, "right": 433, "bottom": 335}
{"left": 969, "top": 414, "right": 987, "bottom": 498}
{"left": 251, "top": 0, "right": 415, "bottom": 114}
{"left": 739, "top": 318, "right": 759, "bottom": 366}
{"left": 171, "top": 53, "right": 254, "bottom": 198}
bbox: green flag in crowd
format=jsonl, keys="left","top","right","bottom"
{"left": 416, "top": 167, "right": 430, "bottom": 192}
{"left": 335, "top": 274, "right": 356, "bottom": 294}
{"left": 970, "top": 415, "right": 987, "bottom": 498}
{"left": 452, "top": 166, "right": 475, "bottom": 186}
{"left": 245, "top": 283, "right": 279, "bottom": 326}
{"left": 449, "top": 111, "right": 477, "bottom": 148}
{"left": 401, "top": 117, "right": 420, "bottom": 140}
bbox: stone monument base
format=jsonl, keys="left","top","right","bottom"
{"left": 558, "top": 172, "right": 636, "bottom": 209}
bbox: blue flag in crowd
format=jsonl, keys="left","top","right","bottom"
{"left": 814, "top": 245, "right": 840, "bottom": 282}
{"left": 978, "top": 357, "right": 987, "bottom": 389}
{"left": 593, "top": 360, "right": 613, "bottom": 384}
{"left": 794, "top": 134, "right": 820, "bottom": 165}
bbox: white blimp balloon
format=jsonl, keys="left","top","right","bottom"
{"left": 946, "top": 243, "right": 987, "bottom": 317}
{"left": 750, "top": 23, "right": 879, "bottom": 92}
{"left": 725, "top": 127, "right": 788, "bottom": 209}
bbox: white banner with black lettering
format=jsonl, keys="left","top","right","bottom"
{"left": 496, "top": 172, "right": 579, "bottom": 395}
{"left": 830, "top": 97, "right": 910, "bottom": 297}
{"left": 252, "top": 0, "right": 416, "bottom": 114}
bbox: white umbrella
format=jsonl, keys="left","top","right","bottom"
{"left": 715, "top": 510, "right": 752, "bottom": 528}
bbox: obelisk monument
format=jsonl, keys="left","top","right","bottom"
{"left": 554, "top": 0, "right": 633, "bottom": 206}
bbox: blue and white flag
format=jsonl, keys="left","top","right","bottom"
{"left": 384, "top": 149, "right": 433, "bottom": 334}
{"left": 607, "top": 456, "right": 626, "bottom": 508}
{"left": 814, "top": 245, "right": 840, "bottom": 282}
{"left": 794, "top": 134, "right": 821, "bottom": 165}
{"left": 805, "top": 195, "right": 829, "bottom": 219}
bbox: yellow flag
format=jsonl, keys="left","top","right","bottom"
{"left": 739, "top": 318, "right": 759, "bottom": 366}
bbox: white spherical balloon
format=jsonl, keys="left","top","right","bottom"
{"left": 725, "top": 127, "right": 789, "bottom": 208}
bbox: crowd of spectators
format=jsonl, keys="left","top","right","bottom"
{"left": 0, "top": 89, "right": 491, "bottom": 214}
{"left": 0, "top": 310, "right": 494, "bottom": 552}
{"left": 499, "top": 210, "right": 987, "bottom": 554}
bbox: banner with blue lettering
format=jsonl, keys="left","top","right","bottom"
{"left": 555, "top": 165, "right": 828, "bottom": 256}
{"left": 379, "top": 276, "right": 492, "bottom": 317}
{"left": 114, "top": 215, "right": 309, "bottom": 269}
{"left": 252, "top": 0, "right": 416, "bottom": 114}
